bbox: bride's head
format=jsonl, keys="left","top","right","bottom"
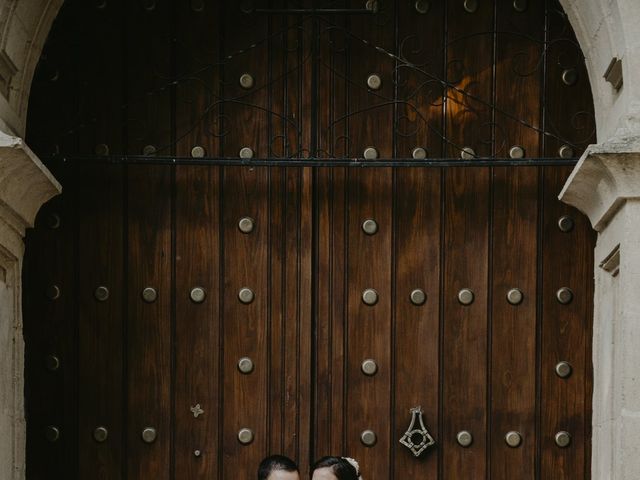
{"left": 311, "top": 457, "right": 361, "bottom": 480}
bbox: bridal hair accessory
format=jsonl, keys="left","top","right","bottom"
{"left": 342, "top": 457, "right": 362, "bottom": 479}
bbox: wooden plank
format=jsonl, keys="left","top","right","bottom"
{"left": 124, "top": 0, "right": 172, "bottom": 157}
{"left": 442, "top": 167, "right": 490, "bottom": 479}
{"left": 345, "top": 169, "right": 392, "bottom": 479}
{"left": 276, "top": 167, "right": 313, "bottom": 470}
{"left": 540, "top": 1, "right": 596, "bottom": 477}
{"left": 343, "top": 3, "right": 395, "bottom": 476}
{"left": 544, "top": 0, "right": 596, "bottom": 158}
{"left": 25, "top": 1, "right": 80, "bottom": 158}
{"left": 126, "top": 164, "right": 172, "bottom": 479}
{"left": 294, "top": 166, "right": 313, "bottom": 472}
{"left": 490, "top": 166, "right": 538, "bottom": 479}
{"left": 314, "top": 166, "right": 348, "bottom": 458}
{"left": 219, "top": 3, "right": 270, "bottom": 476}
{"left": 316, "top": 2, "right": 348, "bottom": 158}
{"left": 76, "top": 164, "right": 124, "bottom": 480}
{"left": 539, "top": 166, "right": 594, "bottom": 479}
{"left": 23, "top": 165, "right": 75, "bottom": 479}
{"left": 396, "top": 0, "right": 445, "bottom": 158}
{"left": 173, "top": 2, "right": 222, "bottom": 475}
{"left": 174, "top": 164, "right": 221, "bottom": 478}
{"left": 268, "top": 167, "right": 285, "bottom": 455}
{"left": 392, "top": 167, "right": 441, "bottom": 476}
{"left": 221, "top": 2, "right": 270, "bottom": 158}
{"left": 175, "top": 0, "right": 222, "bottom": 159}
{"left": 124, "top": 1, "right": 172, "bottom": 477}
{"left": 314, "top": 10, "right": 350, "bottom": 455}
{"left": 494, "top": 0, "right": 543, "bottom": 158}
{"left": 445, "top": 0, "right": 494, "bottom": 158}
{"left": 72, "top": 0, "right": 124, "bottom": 156}
{"left": 220, "top": 166, "right": 269, "bottom": 478}
{"left": 489, "top": 1, "right": 544, "bottom": 478}
{"left": 441, "top": 0, "right": 493, "bottom": 477}
{"left": 70, "top": 2, "right": 125, "bottom": 477}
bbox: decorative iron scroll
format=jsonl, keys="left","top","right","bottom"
{"left": 33, "top": 0, "right": 594, "bottom": 159}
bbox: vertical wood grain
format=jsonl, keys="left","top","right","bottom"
{"left": 174, "top": 165, "right": 220, "bottom": 478}
{"left": 220, "top": 167, "right": 269, "bottom": 478}
{"left": 445, "top": 0, "right": 494, "bottom": 158}
{"left": 395, "top": 0, "right": 445, "bottom": 158}
{"left": 342, "top": 3, "right": 395, "bottom": 476}
{"left": 442, "top": 166, "right": 490, "bottom": 480}
{"left": 126, "top": 164, "right": 172, "bottom": 480}
{"left": 314, "top": 166, "right": 348, "bottom": 459}
{"left": 392, "top": 167, "right": 441, "bottom": 476}
{"left": 77, "top": 164, "right": 124, "bottom": 480}
{"left": 489, "top": 1, "right": 544, "bottom": 478}
{"left": 539, "top": 167, "right": 594, "bottom": 480}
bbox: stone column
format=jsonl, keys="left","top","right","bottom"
{"left": 560, "top": 140, "right": 640, "bottom": 480}
{"left": 0, "top": 130, "right": 60, "bottom": 480}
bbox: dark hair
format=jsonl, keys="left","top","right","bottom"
{"left": 311, "top": 457, "right": 359, "bottom": 480}
{"left": 258, "top": 455, "right": 298, "bottom": 480}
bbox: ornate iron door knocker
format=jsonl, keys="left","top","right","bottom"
{"left": 399, "top": 406, "right": 436, "bottom": 457}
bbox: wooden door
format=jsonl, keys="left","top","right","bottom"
{"left": 24, "top": 0, "right": 595, "bottom": 479}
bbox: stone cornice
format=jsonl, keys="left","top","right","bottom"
{"left": 0, "top": 130, "right": 60, "bottom": 237}
{"left": 559, "top": 139, "right": 640, "bottom": 231}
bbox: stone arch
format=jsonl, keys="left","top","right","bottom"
{"left": 559, "top": 0, "right": 640, "bottom": 143}
{"left": 0, "top": 1, "right": 639, "bottom": 479}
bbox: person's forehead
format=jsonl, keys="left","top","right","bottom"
{"left": 268, "top": 470, "right": 300, "bottom": 480}
{"left": 311, "top": 467, "right": 336, "bottom": 480}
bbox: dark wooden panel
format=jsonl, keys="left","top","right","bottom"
{"left": 442, "top": 168, "right": 490, "bottom": 479}
{"left": 76, "top": 164, "right": 124, "bottom": 480}
{"left": 490, "top": 167, "right": 538, "bottom": 479}
{"left": 173, "top": 4, "right": 222, "bottom": 476}
{"left": 124, "top": 0, "right": 172, "bottom": 157}
{"left": 396, "top": 0, "right": 445, "bottom": 158}
{"left": 540, "top": 1, "right": 595, "bottom": 477}
{"left": 174, "top": 165, "right": 221, "bottom": 478}
{"left": 73, "top": 0, "right": 124, "bottom": 155}
{"left": 343, "top": 5, "right": 395, "bottom": 476}
{"left": 489, "top": 2, "right": 544, "bottom": 478}
{"left": 392, "top": 168, "right": 441, "bottom": 475}
{"left": 347, "top": 1, "right": 394, "bottom": 159}
{"left": 175, "top": 0, "right": 222, "bottom": 159}
{"left": 317, "top": 5, "right": 349, "bottom": 158}
{"left": 222, "top": 2, "right": 270, "bottom": 158}
{"left": 221, "top": 166, "right": 269, "bottom": 478}
{"left": 494, "top": 0, "right": 543, "bottom": 158}
{"left": 345, "top": 169, "right": 392, "bottom": 478}
{"left": 544, "top": 0, "right": 596, "bottom": 157}
{"left": 26, "top": 1, "right": 81, "bottom": 157}
{"left": 268, "top": 167, "right": 313, "bottom": 469}
{"left": 314, "top": 166, "right": 348, "bottom": 457}
{"left": 24, "top": 166, "right": 76, "bottom": 480}
{"left": 269, "top": 8, "right": 305, "bottom": 158}
{"left": 445, "top": 0, "right": 494, "bottom": 158}
{"left": 540, "top": 166, "right": 594, "bottom": 480}
{"left": 220, "top": 3, "right": 271, "bottom": 476}
{"left": 126, "top": 164, "right": 172, "bottom": 479}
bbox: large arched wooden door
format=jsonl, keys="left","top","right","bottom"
{"left": 24, "top": 0, "right": 595, "bottom": 479}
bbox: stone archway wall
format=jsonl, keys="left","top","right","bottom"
{"left": 0, "top": 0, "right": 638, "bottom": 478}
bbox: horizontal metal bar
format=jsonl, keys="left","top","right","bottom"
{"left": 50, "top": 155, "right": 579, "bottom": 168}
{"left": 253, "top": 8, "right": 375, "bottom": 14}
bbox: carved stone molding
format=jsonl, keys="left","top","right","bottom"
{"left": 559, "top": 141, "right": 640, "bottom": 231}
{"left": 0, "top": 130, "right": 60, "bottom": 238}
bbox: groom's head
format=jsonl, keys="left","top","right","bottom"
{"left": 258, "top": 455, "right": 300, "bottom": 480}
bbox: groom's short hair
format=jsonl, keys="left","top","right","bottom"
{"left": 258, "top": 455, "right": 298, "bottom": 480}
